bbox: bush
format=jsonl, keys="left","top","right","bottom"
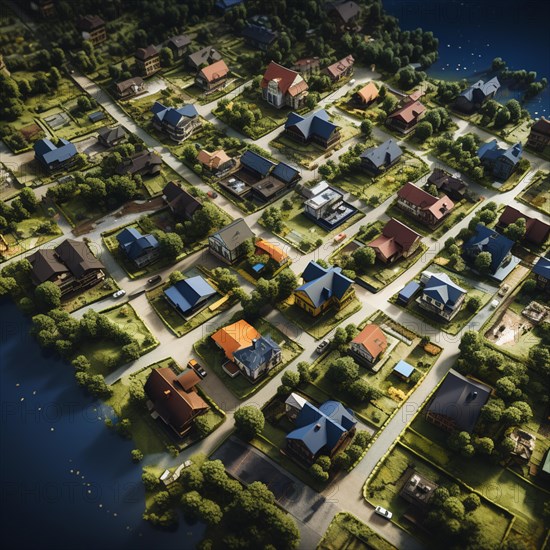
{"left": 234, "top": 406, "right": 264, "bottom": 440}
{"left": 131, "top": 449, "right": 144, "bottom": 462}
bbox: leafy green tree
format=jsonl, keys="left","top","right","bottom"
{"left": 281, "top": 370, "right": 300, "bottom": 389}
{"left": 467, "top": 295, "right": 482, "bottom": 312}
{"left": 276, "top": 268, "right": 297, "bottom": 300}
{"left": 35, "top": 281, "right": 62, "bottom": 310}
{"left": 297, "top": 361, "right": 312, "bottom": 385}
{"left": 158, "top": 231, "right": 184, "bottom": 260}
{"left": 360, "top": 119, "right": 373, "bottom": 138}
{"left": 131, "top": 449, "right": 144, "bottom": 462}
{"left": 352, "top": 247, "right": 376, "bottom": 271}
{"left": 480, "top": 400, "right": 503, "bottom": 423}
{"left": 326, "top": 357, "right": 359, "bottom": 388}
{"left": 234, "top": 406, "right": 264, "bottom": 440}
{"left": 160, "top": 47, "right": 174, "bottom": 67}
{"left": 504, "top": 218, "right": 526, "bottom": 241}
{"left": 474, "top": 251, "right": 493, "bottom": 272}
{"left": 415, "top": 120, "right": 433, "bottom": 141}
{"left": 505, "top": 99, "right": 522, "bottom": 123}
{"left": 463, "top": 493, "right": 481, "bottom": 512}
{"left": 309, "top": 463, "right": 329, "bottom": 482}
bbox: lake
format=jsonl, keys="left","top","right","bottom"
{"left": 383, "top": 0, "right": 550, "bottom": 116}
{"left": 0, "top": 299, "right": 203, "bottom": 549}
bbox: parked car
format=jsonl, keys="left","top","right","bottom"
{"left": 207, "top": 190, "right": 218, "bottom": 199}
{"left": 490, "top": 299, "right": 500, "bottom": 309}
{"left": 148, "top": 274, "right": 162, "bottom": 285}
{"left": 348, "top": 79, "right": 356, "bottom": 86}
{"left": 334, "top": 232, "right": 347, "bottom": 243}
{"left": 316, "top": 339, "right": 330, "bottom": 354}
{"left": 188, "top": 359, "right": 207, "bottom": 378}
{"left": 498, "top": 284, "right": 510, "bottom": 297}
{"left": 112, "top": 289, "right": 126, "bottom": 299}
{"left": 374, "top": 506, "right": 392, "bottom": 519}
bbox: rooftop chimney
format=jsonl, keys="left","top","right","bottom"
{"left": 471, "top": 391, "right": 478, "bottom": 400}
{"left": 314, "top": 423, "right": 321, "bottom": 431}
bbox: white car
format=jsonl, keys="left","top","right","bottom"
{"left": 374, "top": 506, "right": 393, "bottom": 519}
{"left": 316, "top": 339, "right": 330, "bottom": 354}
{"left": 112, "top": 289, "right": 126, "bottom": 299}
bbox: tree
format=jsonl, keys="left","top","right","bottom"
{"left": 142, "top": 470, "right": 160, "bottom": 491}
{"left": 160, "top": 47, "right": 174, "bottom": 67}
{"left": 474, "top": 251, "right": 492, "bottom": 272}
{"left": 475, "top": 437, "right": 494, "bottom": 455}
{"left": 309, "top": 463, "right": 329, "bottom": 482}
{"left": 352, "top": 247, "right": 375, "bottom": 271}
{"left": 326, "top": 357, "right": 359, "bottom": 388}
{"left": 496, "top": 376, "right": 521, "bottom": 399}
{"left": 506, "top": 99, "right": 522, "bottom": 123}
{"left": 122, "top": 342, "right": 140, "bottom": 361}
{"left": 234, "top": 406, "right": 264, "bottom": 440}
{"left": 504, "top": 218, "right": 526, "bottom": 241}
{"left": 467, "top": 295, "right": 482, "bottom": 312}
{"left": 481, "top": 400, "right": 503, "bottom": 423}
{"left": 463, "top": 493, "right": 481, "bottom": 512}
{"left": 158, "top": 232, "right": 184, "bottom": 260}
{"left": 442, "top": 496, "right": 465, "bottom": 520}
{"left": 131, "top": 449, "right": 144, "bottom": 462}
{"left": 360, "top": 119, "right": 373, "bottom": 138}
{"left": 276, "top": 269, "right": 297, "bottom": 301}
{"left": 281, "top": 370, "right": 300, "bottom": 389}
{"left": 297, "top": 362, "right": 312, "bottom": 385}
{"left": 211, "top": 267, "right": 239, "bottom": 294}
{"left": 72, "top": 355, "right": 91, "bottom": 372}
{"left": 0, "top": 276, "right": 16, "bottom": 297}
{"left": 494, "top": 108, "right": 511, "bottom": 128}
{"left": 129, "top": 377, "right": 145, "bottom": 403}
{"left": 35, "top": 281, "right": 62, "bottom": 310}
{"left": 19, "top": 188, "right": 39, "bottom": 212}
{"left": 415, "top": 120, "right": 433, "bottom": 141}
{"left": 502, "top": 406, "right": 523, "bottom": 426}
{"left": 181, "top": 491, "right": 223, "bottom": 525}
{"left": 510, "top": 401, "right": 533, "bottom": 423}
{"left": 348, "top": 379, "right": 372, "bottom": 402}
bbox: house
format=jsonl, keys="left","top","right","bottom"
{"left": 454, "top": 77, "right": 500, "bottom": 113}
{"left": 77, "top": 15, "right": 106, "bottom": 46}
{"left": 254, "top": 239, "right": 290, "bottom": 269}
{"left": 162, "top": 181, "right": 203, "bottom": 220}
{"left": 526, "top": 117, "right": 550, "bottom": 151}
{"left": 284, "top": 110, "right": 341, "bottom": 149}
{"left": 208, "top": 218, "right": 254, "bottom": 264}
{"left": 97, "top": 126, "right": 127, "bottom": 148}
{"left": 463, "top": 223, "right": 518, "bottom": 277}
{"left": 292, "top": 57, "right": 320, "bottom": 78}
{"left": 393, "top": 360, "right": 415, "bottom": 381}
{"left": 115, "top": 150, "right": 162, "bottom": 176}
{"left": 144, "top": 367, "right": 209, "bottom": 437}
{"left": 135, "top": 45, "right": 160, "bottom": 77}
{"left": 270, "top": 162, "right": 300, "bottom": 187}
{"left": 261, "top": 61, "right": 309, "bottom": 110}
{"left": 285, "top": 392, "right": 308, "bottom": 422}
{"left": 212, "top": 319, "right": 282, "bottom": 381}
{"left": 367, "top": 218, "right": 422, "bottom": 263}
{"left": 397, "top": 182, "right": 455, "bottom": 227}
{"left": 427, "top": 168, "right": 468, "bottom": 201}
{"left": 187, "top": 46, "right": 222, "bottom": 71}
{"left": 398, "top": 281, "right": 421, "bottom": 305}
{"left": 166, "top": 34, "right": 191, "bottom": 59}
{"left": 28, "top": 239, "right": 105, "bottom": 297}
{"left": 115, "top": 77, "right": 145, "bottom": 100}
{"left": 477, "top": 140, "right": 523, "bottom": 180}
{"left": 326, "top": 1, "right": 361, "bottom": 31}
{"left": 151, "top": 102, "right": 201, "bottom": 143}
{"left": 242, "top": 24, "right": 278, "bottom": 51}
{"left": 399, "top": 471, "right": 438, "bottom": 508}
{"left": 360, "top": 139, "right": 403, "bottom": 174}
{"left": 533, "top": 256, "right": 550, "bottom": 291}
{"left": 426, "top": 369, "right": 492, "bottom": 433}
{"left": 497, "top": 206, "right": 550, "bottom": 246}
{"left": 239, "top": 150, "right": 275, "bottom": 179}
{"left": 386, "top": 98, "right": 426, "bottom": 134}
{"left": 304, "top": 183, "right": 343, "bottom": 220}
{"left": 286, "top": 399, "right": 357, "bottom": 464}
{"left": 116, "top": 227, "right": 159, "bottom": 267}
{"left": 324, "top": 55, "right": 355, "bottom": 82}
{"left": 349, "top": 324, "right": 388, "bottom": 366}
{"left": 417, "top": 272, "right": 467, "bottom": 321}
{"left": 195, "top": 59, "right": 229, "bottom": 91}
{"left": 508, "top": 429, "right": 536, "bottom": 463}
{"left": 353, "top": 82, "right": 379, "bottom": 107}
{"left": 294, "top": 261, "right": 355, "bottom": 317}
{"left": 34, "top": 138, "right": 78, "bottom": 173}
{"left": 164, "top": 276, "right": 217, "bottom": 316}
{"left": 197, "top": 149, "right": 234, "bottom": 173}
{"left": 215, "top": 0, "right": 245, "bottom": 12}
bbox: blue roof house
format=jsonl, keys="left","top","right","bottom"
{"left": 241, "top": 23, "right": 278, "bottom": 51}
{"left": 164, "top": 276, "right": 216, "bottom": 317}
{"left": 151, "top": 101, "right": 201, "bottom": 142}
{"left": 272, "top": 162, "right": 300, "bottom": 185}
{"left": 393, "top": 360, "right": 415, "bottom": 381}
{"left": 533, "top": 256, "right": 550, "bottom": 292}
{"left": 34, "top": 138, "right": 78, "bottom": 172}
{"left": 284, "top": 110, "right": 341, "bottom": 149}
{"left": 477, "top": 140, "right": 523, "bottom": 181}
{"left": 215, "top": 0, "right": 244, "bottom": 12}
{"left": 417, "top": 272, "right": 466, "bottom": 322}
{"left": 239, "top": 150, "right": 275, "bottom": 179}
{"left": 286, "top": 399, "right": 357, "bottom": 463}
{"left": 294, "top": 261, "right": 355, "bottom": 317}
{"left": 116, "top": 227, "right": 160, "bottom": 267}
{"left": 454, "top": 77, "right": 500, "bottom": 113}
{"left": 233, "top": 335, "right": 282, "bottom": 381}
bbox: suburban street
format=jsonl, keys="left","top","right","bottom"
{"left": 2, "top": 63, "right": 548, "bottom": 549}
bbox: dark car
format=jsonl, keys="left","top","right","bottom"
{"left": 188, "top": 359, "right": 207, "bottom": 378}
{"left": 207, "top": 190, "right": 218, "bottom": 199}
{"left": 147, "top": 274, "right": 162, "bottom": 285}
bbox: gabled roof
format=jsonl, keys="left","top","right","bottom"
{"left": 212, "top": 319, "right": 261, "bottom": 360}
{"left": 242, "top": 23, "right": 278, "bottom": 45}
{"left": 77, "top": 15, "right": 105, "bottom": 31}
{"left": 388, "top": 100, "right": 426, "bottom": 123}
{"left": 167, "top": 34, "right": 191, "bottom": 49}
{"left": 327, "top": 1, "right": 361, "bottom": 23}
{"left": 459, "top": 77, "right": 500, "bottom": 101}
{"left": 477, "top": 140, "right": 522, "bottom": 166}
{"left": 197, "top": 149, "right": 232, "bottom": 170}
{"left": 427, "top": 168, "right": 467, "bottom": 194}
{"left": 176, "top": 368, "right": 201, "bottom": 391}
{"left": 116, "top": 150, "right": 162, "bottom": 175}
{"left": 255, "top": 239, "right": 288, "bottom": 264}
{"left": 55, "top": 239, "right": 104, "bottom": 278}
{"left": 464, "top": 223, "right": 515, "bottom": 273}
{"left": 240, "top": 150, "right": 275, "bottom": 177}
{"left": 296, "top": 261, "right": 354, "bottom": 308}
{"left": 360, "top": 138, "right": 402, "bottom": 168}
{"left": 272, "top": 162, "right": 300, "bottom": 184}
{"left": 427, "top": 369, "right": 491, "bottom": 433}
{"left": 423, "top": 273, "right": 466, "bottom": 308}
{"left": 34, "top": 138, "right": 77, "bottom": 166}
{"left": 285, "top": 392, "right": 308, "bottom": 410}
{"left": 164, "top": 276, "right": 216, "bottom": 314}
{"left": 261, "top": 61, "right": 308, "bottom": 97}
{"left": 398, "top": 182, "right": 454, "bottom": 221}
{"left": 199, "top": 59, "right": 229, "bottom": 82}
{"left": 187, "top": 46, "right": 222, "bottom": 68}
{"left": 233, "top": 334, "right": 281, "bottom": 372}
{"left": 135, "top": 45, "right": 158, "bottom": 60}
{"left": 216, "top": 0, "right": 244, "bottom": 8}
{"left": 356, "top": 82, "right": 379, "bottom": 103}
{"left": 351, "top": 324, "right": 387, "bottom": 360}
{"left": 116, "top": 227, "right": 159, "bottom": 260}
{"left": 28, "top": 248, "right": 69, "bottom": 283}
{"left": 97, "top": 125, "right": 127, "bottom": 144}
{"left": 498, "top": 205, "right": 550, "bottom": 245}
{"left": 533, "top": 256, "right": 550, "bottom": 278}
{"left": 368, "top": 218, "right": 421, "bottom": 259}
{"left": 162, "top": 181, "right": 203, "bottom": 218}
{"left": 325, "top": 55, "right": 355, "bottom": 79}
{"left": 285, "top": 109, "right": 339, "bottom": 142}
{"left": 115, "top": 77, "right": 144, "bottom": 94}
{"left": 151, "top": 102, "right": 199, "bottom": 127}
{"left": 211, "top": 218, "right": 254, "bottom": 252}
{"left": 530, "top": 117, "right": 550, "bottom": 136}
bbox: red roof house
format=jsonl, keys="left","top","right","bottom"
{"left": 497, "top": 206, "right": 550, "bottom": 246}
{"left": 386, "top": 99, "right": 426, "bottom": 134}
{"left": 367, "top": 218, "right": 422, "bottom": 263}
{"left": 397, "top": 182, "right": 454, "bottom": 227}
{"left": 349, "top": 324, "right": 388, "bottom": 365}
{"left": 261, "top": 61, "right": 309, "bottom": 110}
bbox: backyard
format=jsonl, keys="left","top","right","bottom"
{"left": 517, "top": 170, "right": 550, "bottom": 216}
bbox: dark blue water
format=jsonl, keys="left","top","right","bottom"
{"left": 0, "top": 299, "right": 203, "bottom": 549}
{"left": 383, "top": 0, "right": 550, "bottom": 116}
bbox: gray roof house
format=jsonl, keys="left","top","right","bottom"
{"left": 417, "top": 272, "right": 467, "bottom": 321}
{"left": 208, "top": 218, "right": 255, "bottom": 264}
{"left": 454, "top": 77, "right": 500, "bottom": 113}
{"left": 360, "top": 139, "right": 403, "bottom": 174}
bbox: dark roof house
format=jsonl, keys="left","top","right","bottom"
{"left": 166, "top": 34, "right": 191, "bottom": 58}
{"left": 326, "top": 1, "right": 361, "bottom": 29}
{"left": 116, "top": 227, "right": 159, "bottom": 267}
{"left": 427, "top": 168, "right": 468, "bottom": 201}
{"left": 34, "top": 138, "right": 78, "bottom": 172}
{"left": 162, "top": 181, "right": 203, "bottom": 220}
{"left": 497, "top": 206, "right": 550, "bottom": 246}
{"left": 208, "top": 218, "right": 255, "bottom": 264}
{"left": 418, "top": 272, "right": 467, "bottom": 321}
{"left": 164, "top": 276, "right": 217, "bottom": 316}
{"left": 97, "top": 125, "right": 127, "bottom": 148}
{"left": 386, "top": 99, "right": 426, "bottom": 134}
{"left": 115, "top": 77, "right": 145, "bottom": 99}
{"left": 242, "top": 24, "right": 278, "bottom": 51}
{"left": 116, "top": 150, "right": 162, "bottom": 176}
{"left": 360, "top": 138, "right": 403, "bottom": 174}
{"left": 533, "top": 256, "right": 550, "bottom": 291}
{"left": 151, "top": 102, "right": 201, "bottom": 142}
{"left": 397, "top": 182, "right": 454, "bottom": 227}
{"left": 284, "top": 110, "right": 340, "bottom": 149}
{"left": 187, "top": 46, "right": 222, "bottom": 70}
{"left": 216, "top": 0, "right": 245, "bottom": 11}
{"left": 240, "top": 150, "right": 276, "bottom": 179}
{"left": 367, "top": 218, "right": 422, "bottom": 263}
{"left": 454, "top": 77, "right": 500, "bottom": 113}
{"left": 526, "top": 117, "right": 550, "bottom": 151}
{"left": 477, "top": 140, "right": 523, "bottom": 180}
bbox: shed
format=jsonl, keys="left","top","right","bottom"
{"left": 88, "top": 111, "right": 106, "bottom": 123}
{"left": 398, "top": 281, "right": 421, "bottom": 304}
{"left": 393, "top": 360, "right": 415, "bottom": 381}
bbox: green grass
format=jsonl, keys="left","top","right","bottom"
{"left": 62, "top": 277, "right": 118, "bottom": 313}
{"left": 194, "top": 315, "right": 304, "bottom": 400}
{"left": 516, "top": 170, "right": 550, "bottom": 216}
{"left": 318, "top": 512, "right": 397, "bottom": 550}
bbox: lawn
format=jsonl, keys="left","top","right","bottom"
{"left": 516, "top": 170, "right": 550, "bottom": 216}
{"left": 194, "top": 314, "right": 303, "bottom": 400}
{"left": 318, "top": 512, "right": 397, "bottom": 550}
{"left": 62, "top": 277, "right": 119, "bottom": 313}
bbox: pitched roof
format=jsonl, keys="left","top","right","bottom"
{"left": 360, "top": 138, "right": 402, "bottom": 168}
{"left": 293, "top": 57, "right": 320, "bottom": 70}
{"left": 356, "top": 82, "right": 379, "bottom": 103}
{"left": 34, "top": 138, "right": 77, "bottom": 166}
{"left": 116, "top": 150, "right": 162, "bottom": 175}
{"left": 242, "top": 23, "right": 278, "bottom": 45}
{"left": 97, "top": 125, "right": 127, "bottom": 144}
{"left": 197, "top": 149, "right": 232, "bottom": 170}
{"left": 351, "top": 324, "right": 387, "bottom": 360}
{"left": 212, "top": 319, "right": 261, "bottom": 360}
{"left": 55, "top": 239, "right": 105, "bottom": 278}
{"left": 216, "top": 0, "right": 244, "bottom": 7}
{"left": 115, "top": 77, "right": 144, "bottom": 94}
{"left": 187, "top": 46, "right": 222, "bottom": 68}
{"left": 530, "top": 117, "right": 550, "bottom": 136}
{"left": 162, "top": 181, "right": 202, "bottom": 218}
{"left": 255, "top": 239, "right": 288, "bottom": 264}
{"left": 393, "top": 360, "right": 415, "bottom": 378}
{"left": 285, "top": 392, "right": 308, "bottom": 410}
{"left": 240, "top": 150, "right": 275, "bottom": 177}
{"left": 459, "top": 77, "right": 500, "bottom": 101}
{"left": 151, "top": 102, "right": 199, "bottom": 127}
{"left": 368, "top": 218, "right": 421, "bottom": 259}
{"left": 28, "top": 248, "right": 69, "bottom": 283}
{"left": 427, "top": 168, "right": 467, "bottom": 194}
{"left": 144, "top": 367, "right": 208, "bottom": 432}
{"left": 77, "top": 15, "right": 105, "bottom": 31}
{"left": 533, "top": 256, "right": 550, "bottom": 278}
{"left": 285, "top": 109, "right": 339, "bottom": 142}
{"left": 423, "top": 273, "right": 466, "bottom": 309}
{"left": 261, "top": 61, "right": 308, "bottom": 97}
{"left": 427, "top": 369, "right": 492, "bottom": 433}
{"left": 233, "top": 335, "right": 281, "bottom": 372}
{"left": 272, "top": 162, "right": 300, "bottom": 184}
{"left": 327, "top": 1, "right": 361, "bottom": 23}
{"left": 164, "top": 276, "right": 216, "bottom": 314}
{"left": 388, "top": 100, "right": 426, "bottom": 123}
{"left": 398, "top": 182, "right": 454, "bottom": 221}
{"left": 167, "top": 34, "right": 191, "bottom": 49}
{"left": 116, "top": 227, "right": 159, "bottom": 260}
{"left": 176, "top": 368, "right": 201, "bottom": 391}
{"left": 498, "top": 206, "right": 550, "bottom": 245}
{"left": 325, "top": 55, "right": 355, "bottom": 79}
{"left": 211, "top": 218, "right": 254, "bottom": 251}
{"left": 296, "top": 261, "right": 354, "bottom": 308}
{"left": 135, "top": 45, "right": 158, "bottom": 60}
{"left": 477, "top": 140, "right": 522, "bottom": 166}
{"left": 464, "top": 223, "right": 515, "bottom": 273}
{"left": 198, "top": 59, "right": 229, "bottom": 82}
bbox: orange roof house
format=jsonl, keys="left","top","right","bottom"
{"left": 197, "top": 149, "right": 233, "bottom": 172}
{"left": 212, "top": 320, "right": 261, "bottom": 361}
{"left": 354, "top": 82, "right": 379, "bottom": 105}
{"left": 324, "top": 55, "right": 355, "bottom": 81}
{"left": 255, "top": 239, "right": 289, "bottom": 266}
{"left": 349, "top": 324, "right": 388, "bottom": 365}
{"left": 195, "top": 59, "right": 229, "bottom": 91}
